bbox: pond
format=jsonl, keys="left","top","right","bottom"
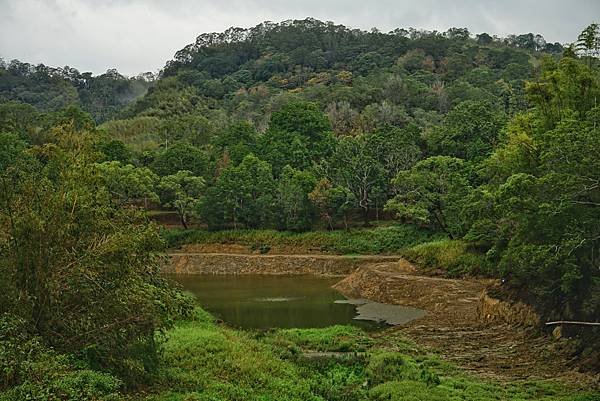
{"left": 167, "top": 274, "right": 425, "bottom": 330}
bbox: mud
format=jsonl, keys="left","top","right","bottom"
{"left": 165, "top": 250, "right": 599, "bottom": 386}
{"left": 335, "top": 261, "right": 598, "bottom": 386}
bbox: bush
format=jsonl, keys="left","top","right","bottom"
{"left": 402, "top": 239, "right": 490, "bottom": 277}
{"left": 366, "top": 352, "right": 440, "bottom": 387}
{"left": 0, "top": 314, "right": 122, "bottom": 401}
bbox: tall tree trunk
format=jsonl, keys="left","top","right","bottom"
{"left": 180, "top": 212, "right": 188, "bottom": 230}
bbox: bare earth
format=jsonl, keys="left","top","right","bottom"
{"left": 168, "top": 250, "right": 599, "bottom": 387}
{"left": 334, "top": 260, "right": 599, "bottom": 387}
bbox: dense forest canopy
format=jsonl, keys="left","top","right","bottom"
{"left": 0, "top": 58, "right": 155, "bottom": 122}
{"left": 1, "top": 18, "right": 599, "bottom": 399}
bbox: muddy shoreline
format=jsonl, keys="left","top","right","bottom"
{"left": 165, "top": 250, "right": 599, "bottom": 386}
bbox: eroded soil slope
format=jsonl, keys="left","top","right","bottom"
{"left": 334, "top": 260, "right": 598, "bottom": 386}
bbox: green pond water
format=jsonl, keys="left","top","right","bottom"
{"left": 167, "top": 274, "right": 425, "bottom": 330}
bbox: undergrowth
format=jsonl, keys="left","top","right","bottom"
{"left": 402, "top": 239, "right": 492, "bottom": 277}
{"left": 161, "top": 225, "right": 444, "bottom": 255}
{"left": 138, "top": 308, "right": 597, "bottom": 401}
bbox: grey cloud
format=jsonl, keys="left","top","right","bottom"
{"left": 0, "top": 0, "right": 598, "bottom": 76}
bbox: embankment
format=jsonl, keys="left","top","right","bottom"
{"left": 165, "top": 252, "right": 401, "bottom": 276}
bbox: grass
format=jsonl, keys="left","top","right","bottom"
{"left": 161, "top": 226, "right": 493, "bottom": 279}
{"left": 139, "top": 308, "right": 598, "bottom": 401}
{"left": 160, "top": 225, "right": 445, "bottom": 255}
{"left": 145, "top": 309, "right": 318, "bottom": 401}
{"left": 402, "top": 239, "right": 492, "bottom": 277}
{"left": 264, "top": 325, "right": 374, "bottom": 352}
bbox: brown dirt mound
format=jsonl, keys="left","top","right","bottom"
{"left": 334, "top": 261, "right": 599, "bottom": 386}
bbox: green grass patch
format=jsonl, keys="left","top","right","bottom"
{"left": 146, "top": 309, "right": 318, "bottom": 401}
{"left": 265, "top": 325, "right": 373, "bottom": 352}
{"left": 136, "top": 308, "right": 596, "bottom": 401}
{"left": 402, "top": 239, "right": 491, "bottom": 277}
{"left": 161, "top": 225, "right": 444, "bottom": 255}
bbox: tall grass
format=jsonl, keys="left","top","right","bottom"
{"left": 143, "top": 308, "right": 595, "bottom": 401}
{"left": 402, "top": 239, "right": 491, "bottom": 277}
{"left": 161, "top": 225, "right": 445, "bottom": 255}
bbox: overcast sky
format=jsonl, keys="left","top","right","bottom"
{"left": 1, "top": 0, "right": 598, "bottom": 76}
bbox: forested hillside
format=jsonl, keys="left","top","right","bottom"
{"left": 0, "top": 59, "right": 154, "bottom": 122}
{"left": 1, "top": 18, "right": 599, "bottom": 399}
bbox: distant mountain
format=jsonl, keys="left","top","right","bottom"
{"left": 1, "top": 18, "right": 563, "bottom": 126}
{"left": 0, "top": 59, "right": 155, "bottom": 122}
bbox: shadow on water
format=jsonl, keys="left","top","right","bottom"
{"left": 166, "top": 274, "right": 424, "bottom": 330}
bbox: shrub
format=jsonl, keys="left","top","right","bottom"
{"left": 0, "top": 314, "right": 122, "bottom": 401}
{"left": 161, "top": 225, "right": 442, "bottom": 255}
{"left": 402, "top": 239, "right": 490, "bottom": 277}
{"left": 267, "top": 325, "right": 373, "bottom": 352}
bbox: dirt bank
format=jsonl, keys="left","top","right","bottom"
{"left": 335, "top": 261, "right": 597, "bottom": 386}
{"left": 166, "top": 252, "right": 401, "bottom": 276}
{"left": 165, "top": 250, "right": 598, "bottom": 386}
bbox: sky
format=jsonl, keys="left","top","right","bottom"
{"left": 1, "top": 0, "right": 598, "bottom": 76}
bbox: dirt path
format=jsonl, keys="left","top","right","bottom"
{"left": 334, "top": 261, "right": 598, "bottom": 386}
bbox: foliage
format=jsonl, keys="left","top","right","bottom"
{"left": 323, "top": 135, "right": 387, "bottom": 224}
{"left": 309, "top": 178, "right": 355, "bottom": 230}
{"left": 0, "top": 60, "right": 153, "bottom": 122}
{"left": 386, "top": 156, "right": 471, "bottom": 238}
{"left": 2, "top": 18, "right": 600, "bottom": 368}
{"left": 151, "top": 142, "right": 209, "bottom": 177}
{"left": 425, "top": 100, "right": 506, "bottom": 160}
{"left": 0, "top": 133, "right": 28, "bottom": 171}
{"left": 0, "top": 315, "right": 122, "bottom": 401}
{"left": 96, "top": 161, "right": 159, "bottom": 204}
{"left": 161, "top": 225, "right": 443, "bottom": 255}
{"left": 157, "top": 170, "right": 205, "bottom": 229}
{"left": 402, "top": 239, "right": 490, "bottom": 277}
{"left": 258, "top": 102, "right": 335, "bottom": 176}
{"left": 267, "top": 325, "right": 373, "bottom": 352}
{"left": 148, "top": 309, "right": 318, "bottom": 401}
{"left": 140, "top": 308, "right": 595, "bottom": 401}
{"left": 0, "top": 144, "right": 193, "bottom": 387}
{"left": 464, "top": 56, "right": 600, "bottom": 323}
{"left": 276, "top": 166, "right": 317, "bottom": 231}
{"left": 199, "top": 154, "right": 275, "bottom": 229}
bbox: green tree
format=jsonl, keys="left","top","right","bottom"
{"left": 212, "top": 121, "right": 258, "bottom": 166}
{"left": 95, "top": 138, "right": 133, "bottom": 163}
{"left": 324, "top": 135, "right": 387, "bottom": 225}
{"left": 0, "top": 133, "right": 28, "bottom": 172}
{"left": 308, "top": 178, "right": 355, "bottom": 230}
{"left": 259, "top": 102, "right": 334, "bottom": 175}
{"left": 96, "top": 161, "right": 159, "bottom": 206}
{"left": 158, "top": 170, "right": 205, "bottom": 229}
{"left": 386, "top": 156, "right": 471, "bottom": 238}
{"left": 199, "top": 154, "right": 275, "bottom": 229}
{"left": 576, "top": 23, "right": 600, "bottom": 63}
{"left": 0, "top": 146, "right": 191, "bottom": 387}
{"left": 425, "top": 100, "right": 506, "bottom": 160}
{"left": 276, "top": 166, "right": 317, "bottom": 231}
{"left": 467, "top": 57, "right": 600, "bottom": 323}
{"left": 151, "top": 142, "right": 209, "bottom": 177}
{"left": 366, "top": 125, "right": 422, "bottom": 183}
